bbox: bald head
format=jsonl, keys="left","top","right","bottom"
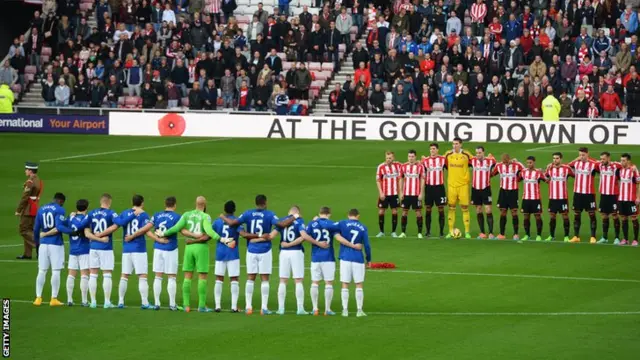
{"left": 196, "top": 196, "right": 207, "bottom": 210}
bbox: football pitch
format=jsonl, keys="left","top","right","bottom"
{"left": 1, "top": 133, "right": 640, "bottom": 360}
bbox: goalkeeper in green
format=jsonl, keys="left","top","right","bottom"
{"left": 157, "top": 196, "right": 221, "bottom": 312}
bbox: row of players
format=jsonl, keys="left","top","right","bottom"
{"left": 32, "top": 194, "right": 371, "bottom": 317}
{"left": 376, "top": 142, "right": 640, "bottom": 244}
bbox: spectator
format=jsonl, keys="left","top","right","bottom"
{"left": 392, "top": 83, "right": 409, "bottom": 114}
{"left": 542, "top": 86, "right": 561, "bottom": 121}
{"left": 470, "top": 0, "right": 488, "bottom": 36}
{"left": 620, "top": 5, "right": 638, "bottom": 34}
{"left": 162, "top": 3, "right": 176, "bottom": 25}
{"left": 221, "top": 69, "right": 235, "bottom": 108}
{"left": 155, "top": 94, "right": 168, "bottom": 109}
{"left": 352, "top": 42, "right": 370, "bottom": 71}
{"left": 419, "top": 83, "right": 432, "bottom": 115}
{"left": 329, "top": 83, "right": 344, "bottom": 113}
{"left": 504, "top": 40, "right": 524, "bottom": 73}
{"left": 528, "top": 85, "right": 543, "bottom": 117}
{"left": 599, "top": 84, "right": 623, "bottom": 119}
{"left": 488, "top": 86, "right": 505, "bottom": 116}
{"left": 572, "top": 89, "right": 589, "bottom": 118}
{"left": 326, "top": 21, "right": 342, "bottom": 72}
{"left": 171, "top": 59, "right": 189, "bottom": 96}
{"left": 74, "top": 74, "right": 90, "bottom": 107}
{"left": 473, "top": 90, "right": 488, "bottom": 115}
{"left": 369, "top": 83, "right": 385, "bottom": 113}
{"left": 0, "top": 81, "right": 14, "bottom": 113}
{"left": 8, "top": 38, "right": 24, "bottom": 59}
{"left": 513, "top": 86, "right": 529, "bottom": 117}
{"left": 253, "top": 78, "right": 269, "bottom": 111}
{"left": 106, "top": 75, "right": 122, "bottom": 108}
{"left": 587, "top": 100, "right": 599, "bottom": 119}
{"left": 54, "top": 78, "right": 70, "bottom": 107}
{"left": 293, "top": 62, "right": 311, "bottom": 101}
{"left": 558, "top": 90, "right": 572, "bottom": 118}
{"left": 221, "top": 0, "right": 238, "bottom": 22}
{"left": 354, "top": 62, "right": 371, "bottom": 89}
{"left": 236, "top": 80, "right": 251, "bottom": 110}
{"left": 457, "top": 85, "right": 473, "bottom": 115}
{"left": 10, "top": 52, "right": 26, "bottom": 90}
{"left": 90, "top": 78, "right": 106, "bottom": 108}
{"left": 354, "top": 76, "right": 368, "bottom": 113}
{"left": 166, "top": 81, "right": 180, "bottom": 108}
{"left": 274, "top": 87, "right": 289, "bottom": 115}
{"left": 188, "top": 81, "right": 205, "bottom": 110}
{"left": 336, "top": 7, "right": 353, "bottom": 47}
{"left": 440, "top": 74, "right": 456, "bottom": 113}
{"left": 126, "top": 59, "right": 142, "bottom": 96}
{"left": 529, "top": 55, "right": 547, "bottom": 80}
{"left": 0, "top": 61, "right": 16, "bottom": 87}
{"left": 141, "top": 82, "right": 156, "bottom": 108}
{"left": 626, "top": 71, "right": 640, "bottom": 119}
{"left": 266, "top": 49, "right": 282, "bottom": 75}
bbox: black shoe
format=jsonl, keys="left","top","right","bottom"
{"left": 231, "top": 309, "right": 240, "bottom": 313}
{"left": 425, "top": 232, "right": 431, "bottom": 238}
{"left": 214, "top": 308, "right": 221, "bottom": 313}
{"left": 16, "top": 255, "right": 32, "bottom": 260}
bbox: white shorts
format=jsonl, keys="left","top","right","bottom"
{"left": 214, "top": 259, "right": 241, "bottom": 277}
{"left": 152, "top": 249, "right": 179, "bottom": 275}
{"left": 311, "top": 262, "right": 335, "bottom": 282}
{"left": 38, "top": 244, "right": 64, "bottom": 271}
{"left": 279, "top": 250, "right": 305, "bottom": 279}
{"left": 246, "top": 250, "right": 272, "bottom": 275}
{"left": 339, "top": 260, "right": 365, "bottom": 284}
{"left": 121, "top": 252, "right": 148, "bottom": 275}
{"left": 89, "top": 249, "right": 115, "bottom": 271}
{"left": 68, "top": 254, "right": 90, "bottom": 270}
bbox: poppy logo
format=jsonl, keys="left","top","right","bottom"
{"left": 157, "top": 113, "right": 186, "bottom": 136}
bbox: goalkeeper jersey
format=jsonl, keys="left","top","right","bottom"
{"left": 444, "top": 149, "right": 473, "bottom": 188}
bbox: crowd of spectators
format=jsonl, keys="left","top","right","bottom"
{"left": 5, "top": 0, "right": 640, "bottom": 119}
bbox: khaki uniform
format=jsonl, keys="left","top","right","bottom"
{"left": 16, "top": 174, "right": 42, "bottom": 257}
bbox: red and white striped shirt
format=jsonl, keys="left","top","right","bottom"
{"left": 422, "top": 156, "right": 446, "bottom": 186}
{"left": 401, "top": 162, "right": 424, "bottom": 197}
{"left": 521, "top": 168, "right": 545, "bottom": 200}
{"left": 599, "top": 162, "right": 622, "bottom": 195}
{"left": 492, "top": 162, "right": 524, "bottom": 190}
{"left": 205, "top": 0, "right": 221, "bottom": 14}
{"left": 545, "top": 165, "right": 574, "bottom": 200}
{"left": 618, "top": 167, "right": 640, "bottom": 202}
{"left": 376, "top": 162, "right": 403, "bottom": 196}
{"left": 470, "top": 3, "right": 487, "bottom": 23}
{"left": 569, "top": 159, "right": 599, "bottom": 194}
{"left": 470, "top": 156, "right": 496, "bottom": 190}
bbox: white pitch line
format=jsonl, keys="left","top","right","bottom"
{"left": 0, "top": 259, "right": 637, "bottom": 283}
{"left": 50, "top": 159, "right": 372, "bottom": 170}
{"left": 526, "top": 144, "right": 569, "bottom": 152}
{"left": 40, "top": 138, "right": 231, "bottom": 162}
{"left": 6, "top": 300, "right": 640, "bottom": 316}
{"left": 0, "top": 244, "right": 22, "bottom": 248}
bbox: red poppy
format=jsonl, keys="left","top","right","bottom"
{"left": 369, "top": 262, "right": 396, "bottom": 269}
{"left": 157, "top": 113, "right": 186, "bottom": 136}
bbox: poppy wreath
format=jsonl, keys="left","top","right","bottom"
{"left": 157, "top": 113, "right": 186, "bottom": 136}
{"left": 369, "top": 262, "right": 396, "bottom": 269}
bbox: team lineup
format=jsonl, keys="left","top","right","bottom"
{"left": 376, "top": 138, "right": 640, "bottom": 244}
{"left": 30, "top": 191, "right": 371, "bottom": 317}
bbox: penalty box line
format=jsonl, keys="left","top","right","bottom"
{"left": 6, "top": 300, "right": 640, "bottom": 317}
{"left": 0, "top": 260, "right": 638, "bottom": 283}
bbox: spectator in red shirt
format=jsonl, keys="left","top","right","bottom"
{"left": 354, "top": 61, "right": 371, "bottom": 88}
{"left": 599, "top": 84, "right": 623, "bottom": 119}
{"left": 528, "top": 85, "right": 543, "bottom": 117}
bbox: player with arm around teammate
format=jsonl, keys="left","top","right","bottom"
{"left": 567, "top": 147, "right": 600, "bottom": 243}
{"left": 376, "top": 151, "right": 403, "bottom": 237}
{"left": 544, "top": 152, "right": 574, "bottom": 242}
{"left": 157, "top": 196, "right": 221, "bottom": 313}
{"left": 421, "top": 143, "right": 448, "bottom": 238}
{"left": 337, "top": 209, "right": 371, "bottom": 318}
{"left": 220, "top": 194, "right": 281, "bottom": 315}
{"left": 491, "top": 154, "right": 524, "bottom": 240}
{"left": 597, "top": 152, "right": 623, "bottom": 244}
{"left": 212, "top": 200, "right": 242, "bottom": 313}
{"left": 399, "top": 150, "right": 425, "bottom": 238}
{"left": 470, "top": 147, "right": 497, "bottom": 239}
{"left": 32, "top": 192, "right": 67, "bottom": 307}
{"left": 616, "top": 153, "right": 640, "bottom": 246}
{"left": 520, "top": 156, "right": 546, "bottom": 241}
{"left": 145, "top": 196, "right": 181, "bottom": 311}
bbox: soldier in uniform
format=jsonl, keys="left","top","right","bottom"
{"left": 15, "top": 162, "right": 43, "bottom": 260}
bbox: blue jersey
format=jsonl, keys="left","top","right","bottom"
{"left": 276, "top": 216, "right": 305, "bottom": 252}
{"left": 82, "top": 208, "right": 132, "bottom": 251}
{"left": 213, "top": 216, "right": 240, "bottom": 261}
{"left": 65, "top": 214, "right": 91, "bottom": 256}
{"left": 33, "top": 202, "right": 66, "bottom": 246}
{"left": 306, "top": 218, "right": 340, "bottom": 263}
{"left": 237, "top": 208, "right": 279, "bottom": 254}
{"left": 120, "top": 209, "right": 150, "bottom": 253}
{"left": 337, "top": 220, "right": 371, "bottom": 264}
{"left": 150, "top": 210, "right": 181, "bottom": 251}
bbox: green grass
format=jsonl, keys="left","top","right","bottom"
{"left": 1, "top": 134, "right": 640, "bottom": 360}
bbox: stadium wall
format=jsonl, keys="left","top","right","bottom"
{"left": 0, "top": 114, "right": 108, "bottom": 134}
{"left": 109, "top": 112, "right": 637, "bottom": 145}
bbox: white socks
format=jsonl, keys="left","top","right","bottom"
{"left": 80, "top": 275, "right": 88, "bottom": 304}
{"left": 261, "top": 281, "right": 270, "bottom": 310}
{"left": 230, "top": 281, "right": 239, "bottom": 311}
{"left": 89, "top": 274, "right": 98, "bottom": 304}
{"left": 341, "top": 288, "right": 349, "bottom": 311}
{"left": 214, "top": 280, "right": 223, "bottom": 309}
{"left": 245, "top": 280, "right": 254, "bottom": 310}
{"left": 102, "top": 273, "right": 112, "bottom": 304}
{"left": 167, "top": 277, "right": 177, "bottom": 307}
{"left": 324, "top": 285, "right": 333, "bottom": 312}
{"left": 277, "top": 282, "right": 286, "bottom": 311}
{"left": 139, "top": 277, "right": 149, "bottom": 306}
{"left": 118, "top": 277, "right": 128, "bottom": 305}
{"left": 310, "top": 284, "right": 319, "bottom": 311}
{"left": 51, "top": 270, "right": 60, "bottom": 298}
{"left": 66, "top": 275, "right": 75, "bottom": 303}
{"left": 154, "top": 277, "right": 162, "bottom": 306}
{"left": 35, "top": 269, "right": 47, "bottom": 298}
{"left": 355, "top": 288, "right": 364, "bottom": 311}
{"left": 295, "top": 282, "right": 304, "bottom": 311}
